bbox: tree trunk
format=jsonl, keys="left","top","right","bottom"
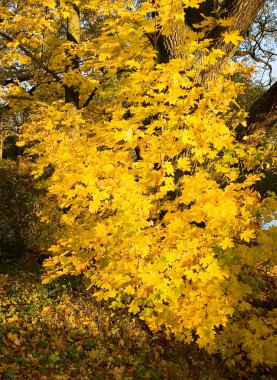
{"left": 246, "top": 80, "right": 277, "bottom": 135}
{"left": 154, "top": 24, "right": 188, "bottom": 63}
{"left": 149, "top": 0, "right": 277, "bottom": 135}
{"left": 206, "top": 0, "right": 267, "bottom": 67}
{"left": 151, "top": 0, "right": 266, "bottom": 68}
{"left": 64, "top": 4, "right": 80, "bottom": 108}
{"left": 149, "top": 0, "right": 219, "bottom": 64}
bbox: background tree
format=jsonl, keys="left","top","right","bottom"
{"left": 0, "top": 108, "right": 26, "bottom": 159}
{"left": 0, "top": 159, "right": 39, "bottom": 259}
{"left": 235, "top": 0, "right": 277, "bottom": 86}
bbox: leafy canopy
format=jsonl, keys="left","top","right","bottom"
{"left": 1, "top": 0, "right": 276, "bottom": 369}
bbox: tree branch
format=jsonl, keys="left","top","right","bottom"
{"left": 82, "top": 87, "right": 98, "bottom": 109}
{"left": 0, "top": 73, "right": 34, "bottom": 86}
{"left": 1, "top": 94, "right": 48, "bottom": 108}
{"left": 0, "top": 31, "right": 61, "bottom": 82}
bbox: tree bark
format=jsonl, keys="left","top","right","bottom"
{"left": 151, "top": 0, "right": 266, "bottom": 66}
{"left": 153, "top": 23, "right": 188, "bottom": 63}
{"left": 149, "top": 0, "right": 219, "bottom": 63}
{"left": 246, "top": 80, "right": 277, "bottom": 135}
{"left": 206, "top": 0, "right": 267, "bottom": 67}
{"left": 64, "top": 4, "right": 81, "bottom": 108}
{"left": 149, "top": 0, "right": 276, "bottom": 135}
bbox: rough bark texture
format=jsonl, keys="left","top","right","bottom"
{"left": 206, "top": 0, "right": 267, "bottom": 64}
{"left": 246, "top": 80, "right": 277, "bottom": 135}
{"left": 149, "top": 0, "right": 277, "bottom": 136}
{"left": 64, "top": 4, "right": 81, "bottom": 108}
{"left": 149, "top": 0, "right": 219, "bottom": 64}
{"left": 151, "top": 0, "right": 266, "bottom": 67}
{"left": 154, "top": 24, "right": 188, "bottom": 63}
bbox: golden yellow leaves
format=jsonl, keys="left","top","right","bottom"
{"left": 164, "top": 161, "right": 175, "bottom": 176}
{"left": 222, "top": 30, "right": 244, "bottom": 45}
{"left": 12, "top": 1, "right": 275, "bottom": 366}
{"left": 215, "top": 310, "right": 277, "bottom": 369}
{"left": 203, "top": 49, "right": 225, "bottom": 66}
{"left": 220, "top": 238, "right": 234, "bottom": 250}
{"left": 125, "top": 285, "right": 136, "bottom": 295}
{"left": 177, "top": 157, "right": 191, "bottom": 172}
{"left": 183, "top": 0, "right": 204, "bottom": 9}
{"left": 218, "top": 17, "right": 237, "bottom": 27}
{"left": 240, "top": 229, "right": 256, "bottom": 242}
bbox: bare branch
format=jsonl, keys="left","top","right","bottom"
{"left": 82, "top": 87, "right": 98, "bottom": 109}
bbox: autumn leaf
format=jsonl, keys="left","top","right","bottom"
{"left": 7, "top": 332, "right": 20, "bottom": 346}
{"left": 240, "top": 229, "right": 256, "bottom": 242}
{"left": 183, "top": 0, "right": 203, "bottom": 8}
{"left": 220, "top": 238, "right": 234, "bottom": 250}
{"left": 222, "top": 30, "right": 244, "bottom": 45}
{"left": 218, "top": 17, "right": 237, "bottom": 27}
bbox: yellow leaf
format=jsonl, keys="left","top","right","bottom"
{"left": 164, "top": 161, "right": 175, "bottom": 176}
{"left": 123, "top": 128, "right": 133, "bottom": 142}
{"left": 177, "top": 157, "right": 191, "bottom": 172}
{"left": 222, "top": 30, "right": 244, "bottom": 45}
{"left": 125, "top": 285, "right": 135, "bottom": 295}
{"left": 240, "top": 229, "right": 256, "bottom": 242}
{"left": 218, "top": 17, "right": 236, "bottom": 27}
{"left": 7, "top": 332, "right": 20, "bottom": 346}
{"left": 220, "top": 238, "right": 234, "bottom": 250}
{"left": 183, "top": 0, "right": 203, "bottom": 8}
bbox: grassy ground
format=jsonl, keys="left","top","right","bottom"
{"left": 0, "top": 261, "right": 272, "bottom": 380}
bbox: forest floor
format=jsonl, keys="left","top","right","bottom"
{"left": 0, "top": 260, "right": 272, "bottom": 380}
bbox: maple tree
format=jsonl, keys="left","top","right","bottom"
{"left": 0, "top": 0, "right": 276, "bottom": 372}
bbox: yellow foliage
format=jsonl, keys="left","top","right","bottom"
{"left": 222, "top": 30, "right": 244, "bottom": 45}
{"left": 1, "top": 0, "right": 275, "bottom": 373}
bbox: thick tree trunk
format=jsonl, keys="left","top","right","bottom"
{"left": 154, "top": 24, "right": 188, "bottom": 63}
{"left": 206, "top": 0, "right": 267, "bottom": 66}
{"left": 246, "top": 81, "right": 277, "bottom": 135}
{"left": 149, "top": 0, "right": 277, "bottom": 135}
{"left": 151, "top": 0, "right": 266, "bottom": 68}
{"left": 64, "top": 4, "right": 80, "bottom": 108}
{"left": 149, "top": 0, "right": 219, "bottom": 63}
